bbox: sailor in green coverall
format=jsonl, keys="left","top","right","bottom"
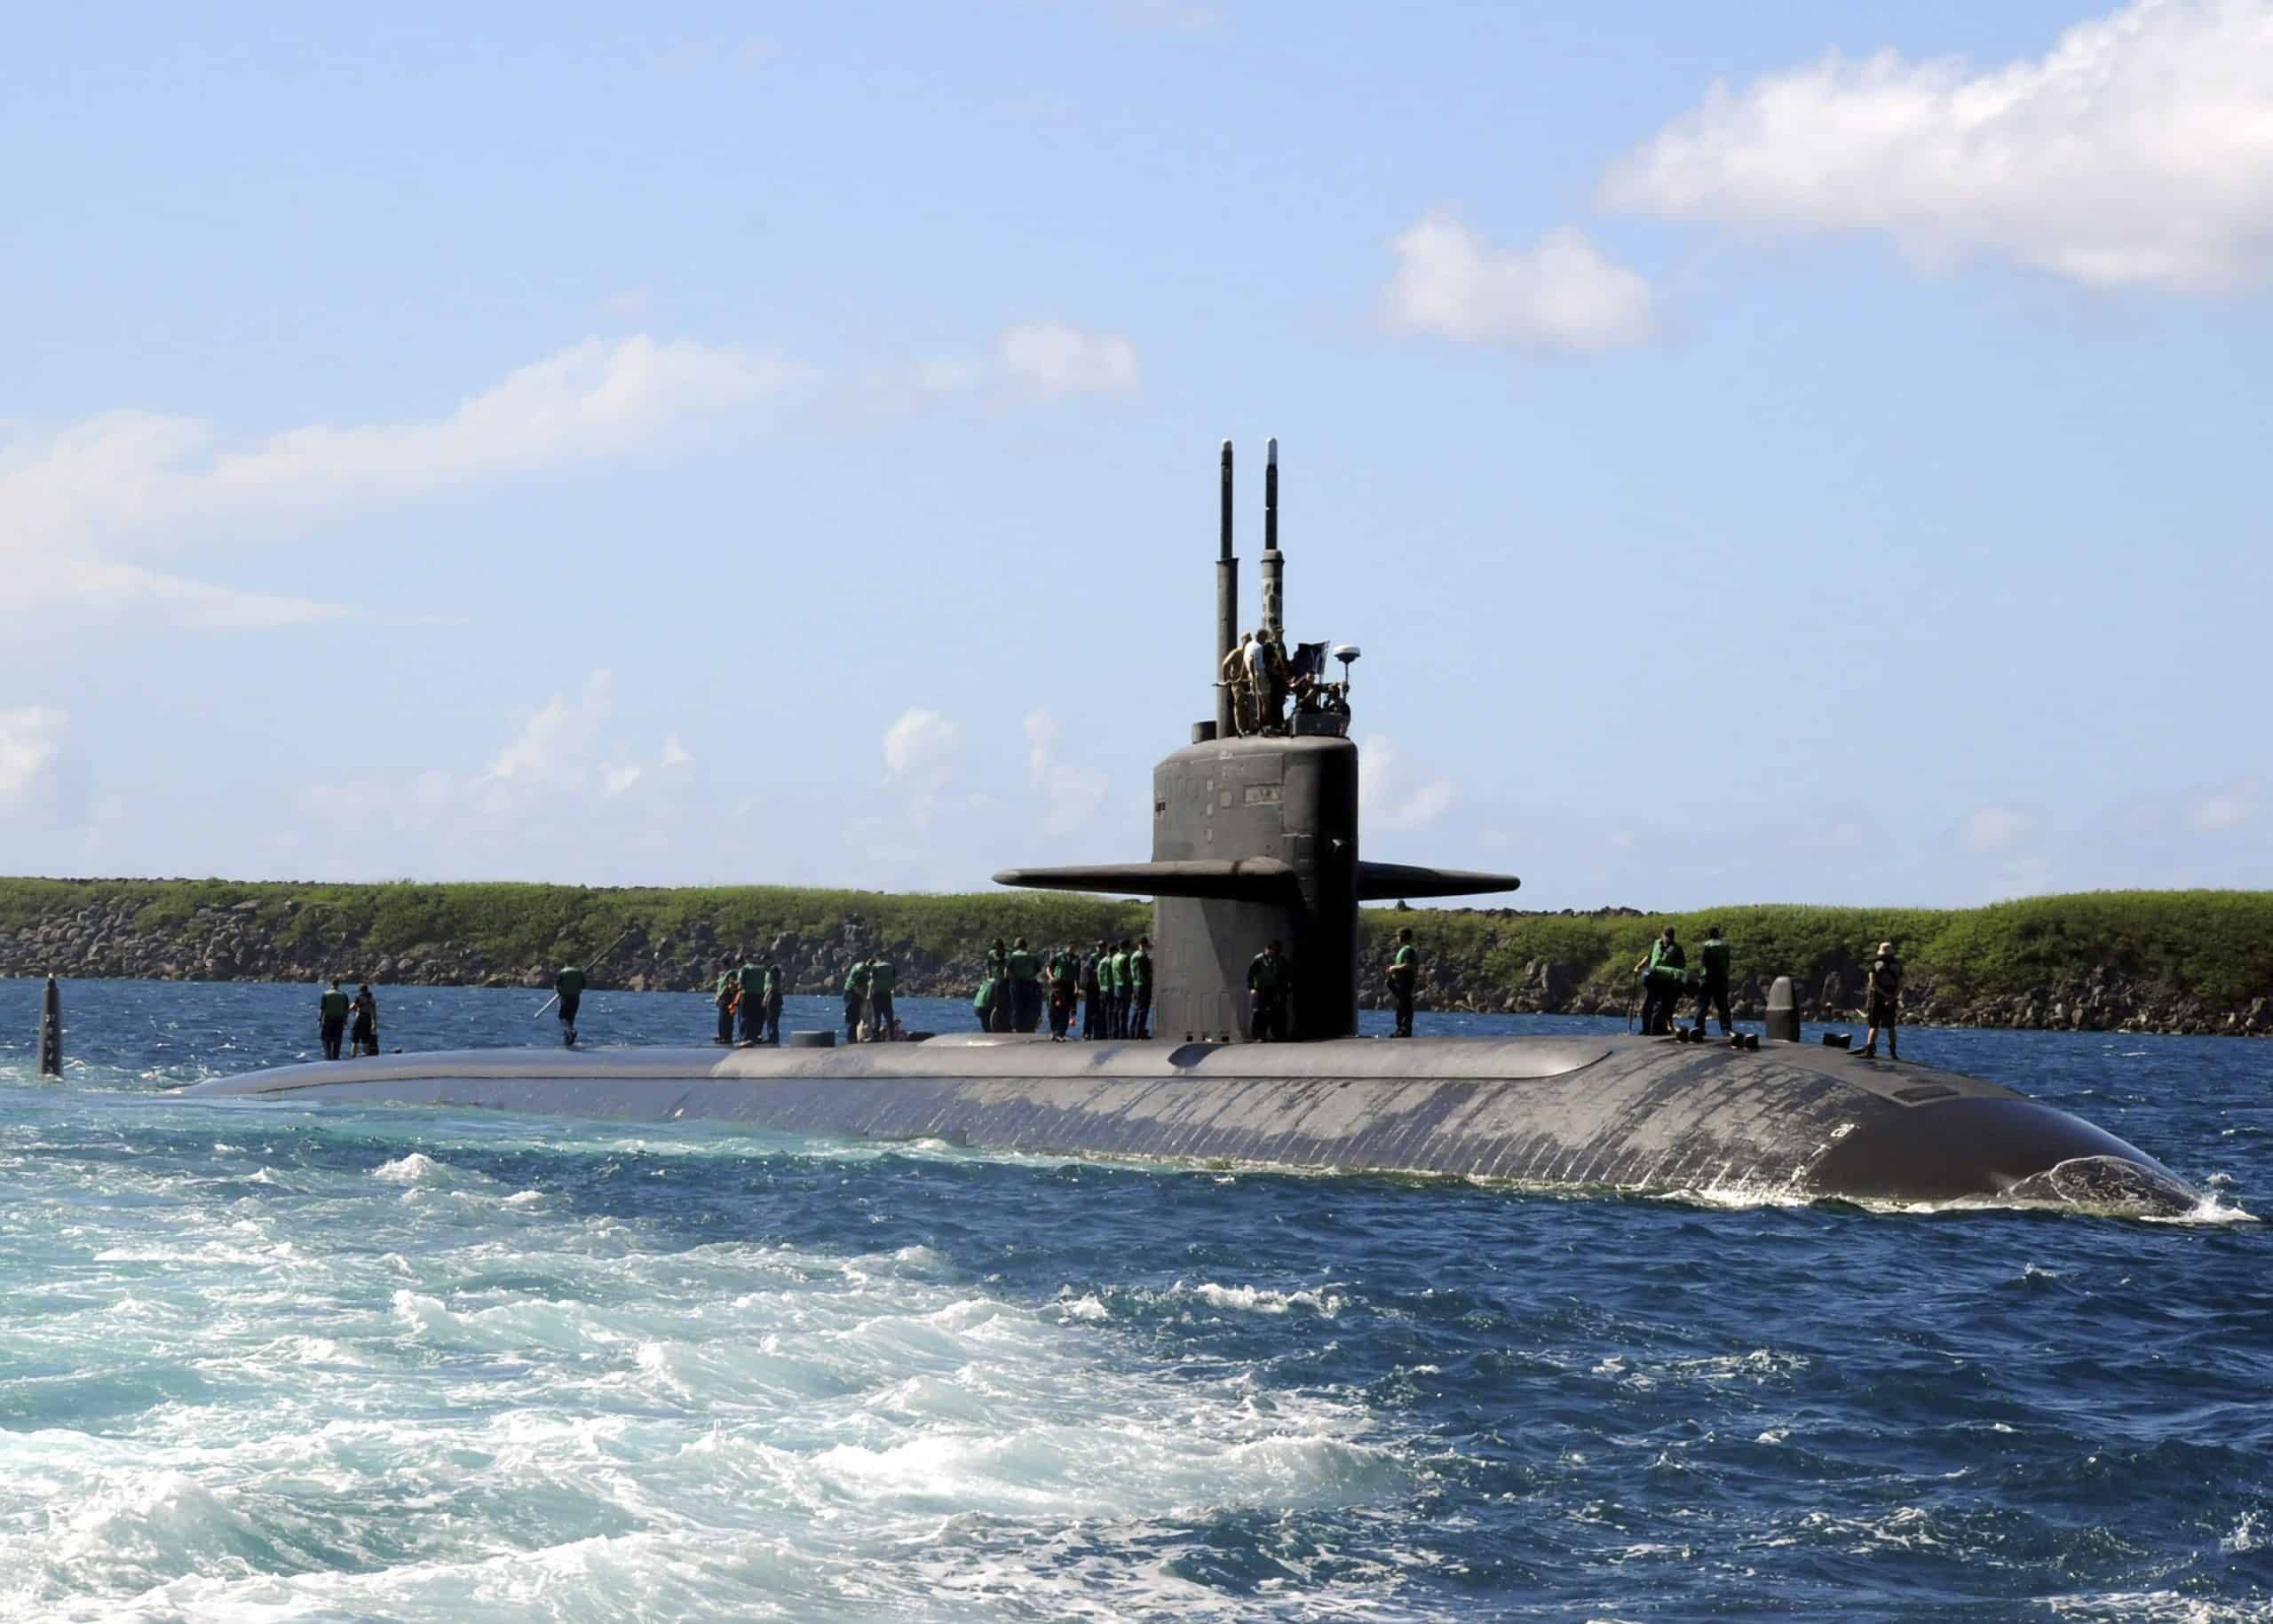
{"left": 986, "top": 939, "right": 1012, "bottom": 1034}
{"left": 761, "top": 961, "right": 784, "bottom": 1045}
{"left": 843, "top": 959, "right": 871, "bottom": 1043}
{"left": 1634, "top": 928, "right": 1684, "bottom": 1036}
{"left": 318, "top": 978, "right": 350, "bottom": 1060}
{"left": 1128, "top": 937, "right": 1153, "bottom": 1039}
{"left": 1688, "top": 925, "right": 1734, "bottom": 1038}
{"left": 554, "top": 963, "right": 586, "bottom": 1046}
{"left": 716, "top": 960, "right": 741, "bottom": 1044}
{"left": 1108, "top": 941, "right": 1132, "bottom": 1039}
{"left": 1081, "top": 940, "right": 1107, "bottom": 1039}
{"left": 1045, "top": 944, "right": 1080, "bottom": 1041}
{"left": 867, "top": 954, "right": 897, "bottom": 1042}
{"left": 737, "top": 960, "right": 766, "bottom": 1044}
{"left": 1006, "top": 938, "right": 1042, "bottom": 1034}
{"left": 1388, "top": 926, "right": 1419, "bottom": 1037}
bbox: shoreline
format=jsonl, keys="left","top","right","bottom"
{"left": 2, "top": 878, "right": 2267, "bottom": 1040}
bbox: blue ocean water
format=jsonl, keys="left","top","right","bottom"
{"left": 0, "top": 978, "right": 2267, "bottom": 1622}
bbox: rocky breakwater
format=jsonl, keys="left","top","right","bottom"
{"left": 0, "top": 899, "right": 999, "bottom": 1003}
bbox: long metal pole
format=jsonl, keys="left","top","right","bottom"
{"left": 1214, "top": 440, "right": 1239, "bottom": 739}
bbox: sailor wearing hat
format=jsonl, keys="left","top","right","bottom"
{"left": 1857, "top": 941, "right": 1902, "bottom": 1060}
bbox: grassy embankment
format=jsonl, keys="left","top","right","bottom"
{"left": 1388, "top": 891, "right": 2273, "bottom": 1008}
{"left": 0, "top": 880, "right": 2267, "bottom": 1007}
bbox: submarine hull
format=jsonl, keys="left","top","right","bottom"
{"left": 178, "top": 1033, "right": 2198, "bottom": 1215}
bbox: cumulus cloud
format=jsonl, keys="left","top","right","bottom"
{"left": 0, "top": 706, "right": 68, "bottom": 810}
{"left": 1381, "top": 216, "right": 1654, "bottom": 352}
{"left": 1024, "top": 709, "right": 1110, "bottom": 836}
{"left": 1602, "top": 0, "right": 2273, "bottom": 292}
{"left": 487, "top": 671, "right": 616, "bottom": 788}
{"left": 883, "top": 708, "right": 962, "bottom": 785}
{"left": 1359, "top": 733, "right": 1457, "bottom": 833}
{"left": 997, "top": 321, "right": 1143, "bottom": 398}
{"left": 0, "top": 335, "right": 804, "bottom": 628}
{"left": 1955, "top": 804, "right": 2035, "bottom": 854}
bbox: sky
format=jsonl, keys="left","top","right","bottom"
{"left": 2, "top": 0, "right": 2268, "bottom": 908}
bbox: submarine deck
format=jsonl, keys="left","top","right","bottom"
{"left": 177, "top": 1033, "right": 2194, "bottom": 1211}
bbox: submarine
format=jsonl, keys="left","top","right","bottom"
{"left": 183, "top": 442, "right": 2200, "bottom": 1216}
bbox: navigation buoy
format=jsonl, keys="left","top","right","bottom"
{"left": 38, "top": 975, "right": 62, "bottom": 1078}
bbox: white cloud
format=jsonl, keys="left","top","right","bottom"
{"left": 1023, "top": 709, "right": 1109, "bottom": 836}
{"left": 1359, "top": 733, "right": 1458, "bottom": 833}
{"left": 198, "top": 336, "right": 793, "bottom": 515}
{"left": 1381, "top": 216, "right": 1654, "bottom": 352}
{"left": 487, "top": 671, "right": 616, "bottom": 788}
{"left": 997, "top": 321, "right": 1143, "bottom": 398}
{"left": 661, "top": 733, "right": 694, "bottom": 768}
{"left": 2189, "top": 780, "right": 2261, "bottom": 833}
{"left": 883, "top": 708, "right": 962, "bottom": 784}
{"left": 5, "top": 321, "right": 1144, "bottom": 634}
{"left": 1601, "top": 0, "right": 2273, "bottom": 292}
{"left": 300, "top": 669, "right": 701, "bottom": 875}
{"left": 1955, "top": 804, "right": 2035, "bottom": 854}
{"left": 0, "top": 706, "right": 67, "bottom": 809}
{"left": 0, "top": 336, "right": 804, "bottom": 628}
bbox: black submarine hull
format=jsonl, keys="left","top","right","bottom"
{"left": 178, "top": 1032, "right": 2198, "bottom": 1215}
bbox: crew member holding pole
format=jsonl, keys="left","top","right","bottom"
{"left": 554, "top": 963, "right": 585, "bottom": 1046}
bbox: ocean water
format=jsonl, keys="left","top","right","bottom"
{"left": 0, "top": 979, "right": 2267, "bottom": 1623}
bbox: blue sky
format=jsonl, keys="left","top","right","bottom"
{"left": 3, "top": 0, "right": 2267, "bottom": 907}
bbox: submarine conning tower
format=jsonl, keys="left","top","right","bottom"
{"left": 997, "top": 440, "right": 1520, "bottom": 1041}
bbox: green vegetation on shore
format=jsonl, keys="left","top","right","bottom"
{"left": 1389, "top": 891, "right": 2273, "bottom": 1010}
{"left": 0, "top": 877, "right": 1146, "bottom": 971}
